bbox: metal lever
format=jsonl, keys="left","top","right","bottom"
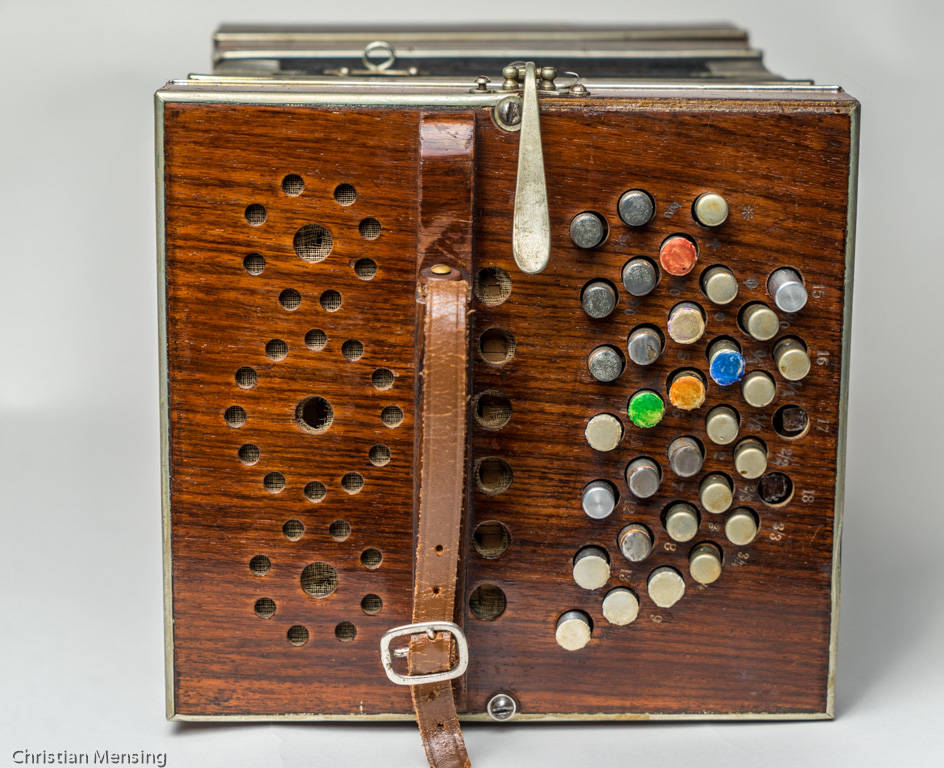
{"left": 512, "top": 62, "right": 551, "bottom": 274}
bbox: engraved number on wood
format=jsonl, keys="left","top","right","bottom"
{"left": 769, "top": 521, "right": 785, "bottom": 542}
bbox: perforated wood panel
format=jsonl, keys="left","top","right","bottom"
{"left": 161, "top": 93, "right": 856, "bottom": 719}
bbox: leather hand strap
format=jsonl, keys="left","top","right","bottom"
{"left": 410, "top": 277, "right": 471, "bottom": 768}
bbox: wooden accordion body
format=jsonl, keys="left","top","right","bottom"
{"left": 157, "top": 25, "right": 859, "bottom": 722}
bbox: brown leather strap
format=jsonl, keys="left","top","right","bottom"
{"left": 409, "top": 276, "right": 471, "bottom": 768}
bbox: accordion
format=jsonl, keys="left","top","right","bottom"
{"left": 156, "top": 24, "right": 859, "bottom": 766}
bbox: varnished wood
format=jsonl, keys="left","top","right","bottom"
{"left": 162, "top": 91, "right": 856, "bottom": 718}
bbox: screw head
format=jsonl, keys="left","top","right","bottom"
{"left": 430, "top": 264, "right": 452, "bottom": 275}
{"left": 486, "top": 692, "right": 518, "bottom": 721}
{"left": 496, "top": 97, "right": 523, "bottom": 127}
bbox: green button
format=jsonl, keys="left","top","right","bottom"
{"left": 627, "top": 391, "right": 665, "bottom": 429}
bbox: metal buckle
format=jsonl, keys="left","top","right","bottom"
{"left": 379, "top": 621, "right": 469, "bottom": 686}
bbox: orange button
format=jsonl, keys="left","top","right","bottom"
{"left": 660, "top": 236, "right": 698, "bottom": 276}
{"left": 669, "top": 374, "right": 706, "bottom": 411}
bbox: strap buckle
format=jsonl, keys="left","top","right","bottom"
{"left": 379, "top": 621, "right": 469, "bottom": 686}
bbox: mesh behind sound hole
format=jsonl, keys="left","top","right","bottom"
{"left": 293, "top": 224, "right": 333, "bottom": 262}
{"left": 301, "top": 562, "right": 338, "bottom": 598}
{"left": 469, "top": 584, "right": 507, "bottom": 620}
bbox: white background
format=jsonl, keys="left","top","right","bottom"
{"left": 1, "top": 1, "right": 942, "bottom": 766}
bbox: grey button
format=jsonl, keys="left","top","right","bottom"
{"left": 587, "top": 345, "right": 624, "bottom": 382}
{"left": 618, "top": 524, "right": 653, "bottom": 563}
{"left": 621, "top": 258, "right": 659, "bottom": 296}
{"left": 625, "top": 457, "right": 661, "bottom": 499}
{"left": 768, "top": 268, "right": 808, "bottom": 313}
{"left": 617, "top": 189, "right": 655, "bottom": 227}
{"left": 667, "top": 436, "right": 704, "bottom": 478}
{"left": 582, "top": 281, "right": 617, "bottom": 319}
{"left": 570, "top": 212, "right": 607, "bottom": 249}
{"left": 582, "top": 480, "right": 617, "bottom": 520}
{"left": 627, "top": 326, "right": 663, "bottom": 366}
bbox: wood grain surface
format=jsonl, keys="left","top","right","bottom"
{"left": 161, "top": 91, "right": 856, "bottom": 718}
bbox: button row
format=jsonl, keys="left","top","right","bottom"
{"left": 570, "top": 190, "right": 731, "bottom": 252}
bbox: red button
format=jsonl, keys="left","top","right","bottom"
{"left": 660, "top": 236, "right": 698, "bottom": 276}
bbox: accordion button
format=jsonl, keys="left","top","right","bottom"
{"left": 668, "top": 371, "right": 707, "bottom": 411}
{"left": 667, "top": 436, "right": 705, "bottom": 478}
{"left": 627, "top": 326, "right": 663, "bottom": 366}
{"left": 701, "top": 265, "right": 739, "bottom": 305}
{"left": 602, "top": 588, "right": 640, "bottom": 626}
{"left": 582, "top": 480, "right": 617, "bottom": 520}
{"left": 625, "top": 457, "right": 661, "bottom": 499}
{"left": 693, "top": 192, "right": 729, "bottom": 228}
{"left": 570, "top": 211, "right": 607, "bottom": 249}
{"left": 725, "top": 509, "right": 759, "bottom": 546}
{"left": 664, "top": 503, "right": 700, "bottom": 542}
{"left": 667, "top": 301, "right": 706, "bottom": 344}
{"left": 773, "top": 337, "right": 811, "bottom": 381}
{"left": 587, "top": 345, "right": 624, "bottom": 382}
{"left": 689, "top": 543, "right": 724, "bottom": 585}
{"left": 707, "top": 338, "right": 746, "bottom": 386}
{"left": 705, "top": 405, "right": 740, "bottom": 445}
{"left": 572, "top": 547, "right": 610, "bottom": 590}
{"left": 627, "top": 390, "right": 665, "bottom": 429}
{"left": 648, "top": 567, "right": 686, "bottom": 608}
{"left": 617, "top": 189, "right": 655, "bottom": 227}
{"left": 741, "top": 303, "right": 780, "bottom": 341}
{"left": 618, "top": 524, "right": 653, "bottom": 563}
{"left": 734, "top": 438, "right": 769, "bottom": 480}
{"left": 585, "top": 413, "right": 623, "bottom": 452}
{"left": 700, "top": 473, "right": 734, "bottom": 514}
{"left": 660, "top": 235, "right": 698, "bottom": 276}
{"left": 622, "top": 257, "right": 659, "bottom": 296}
{"left": 556, "top": 610, "right": 593, "bottom": 651}
{"left": 741, "top": 371, "right": 777, "bottom": 408}
{"left": 581, "top": 280, "right": 618, "bottom": 319}
{"left": 768, "top": 267, "right": 808, "bottom": 313}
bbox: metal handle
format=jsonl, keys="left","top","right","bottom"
{"left": 512, "top": 62, "right": 551, "bottom": 274}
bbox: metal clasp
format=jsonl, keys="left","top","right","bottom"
{"left": 379, "top": 621, "right": 470, "bottom": 686}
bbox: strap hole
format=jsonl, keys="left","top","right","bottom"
{"left": 436, "top": 723, "right": 445, "bottom": 731}
{"left": 427, "top": 691, "right": 438, "bottom": 701}
{"left": 432, "top": 586, "right": 441, "bottom": 595}
{"left": 435, "top": 545, "right": 444, "bottom": 553}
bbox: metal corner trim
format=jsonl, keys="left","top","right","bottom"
{"left": 826, "top": 99, "right": 860, "bottom": 719}
{"left": 154, "top": 90, "right": 175, "bottom": 721}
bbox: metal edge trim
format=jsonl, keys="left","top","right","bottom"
{"left": 214, "top": 28, "right": 749, "bottom": 44}
{"left": 155, "top": 91, "right": 175, "bottom": 721}
{"left": 170, "top": 711, "right": 832, "bottom": 723}
{"left": 215, "top": 47, "right": 764, "bottom": 62}
{"left": 155, "top": 86, "right": 845, "bottom": 111}
{"left": 826, "top": 100, "right": 860, "bottom": 719}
